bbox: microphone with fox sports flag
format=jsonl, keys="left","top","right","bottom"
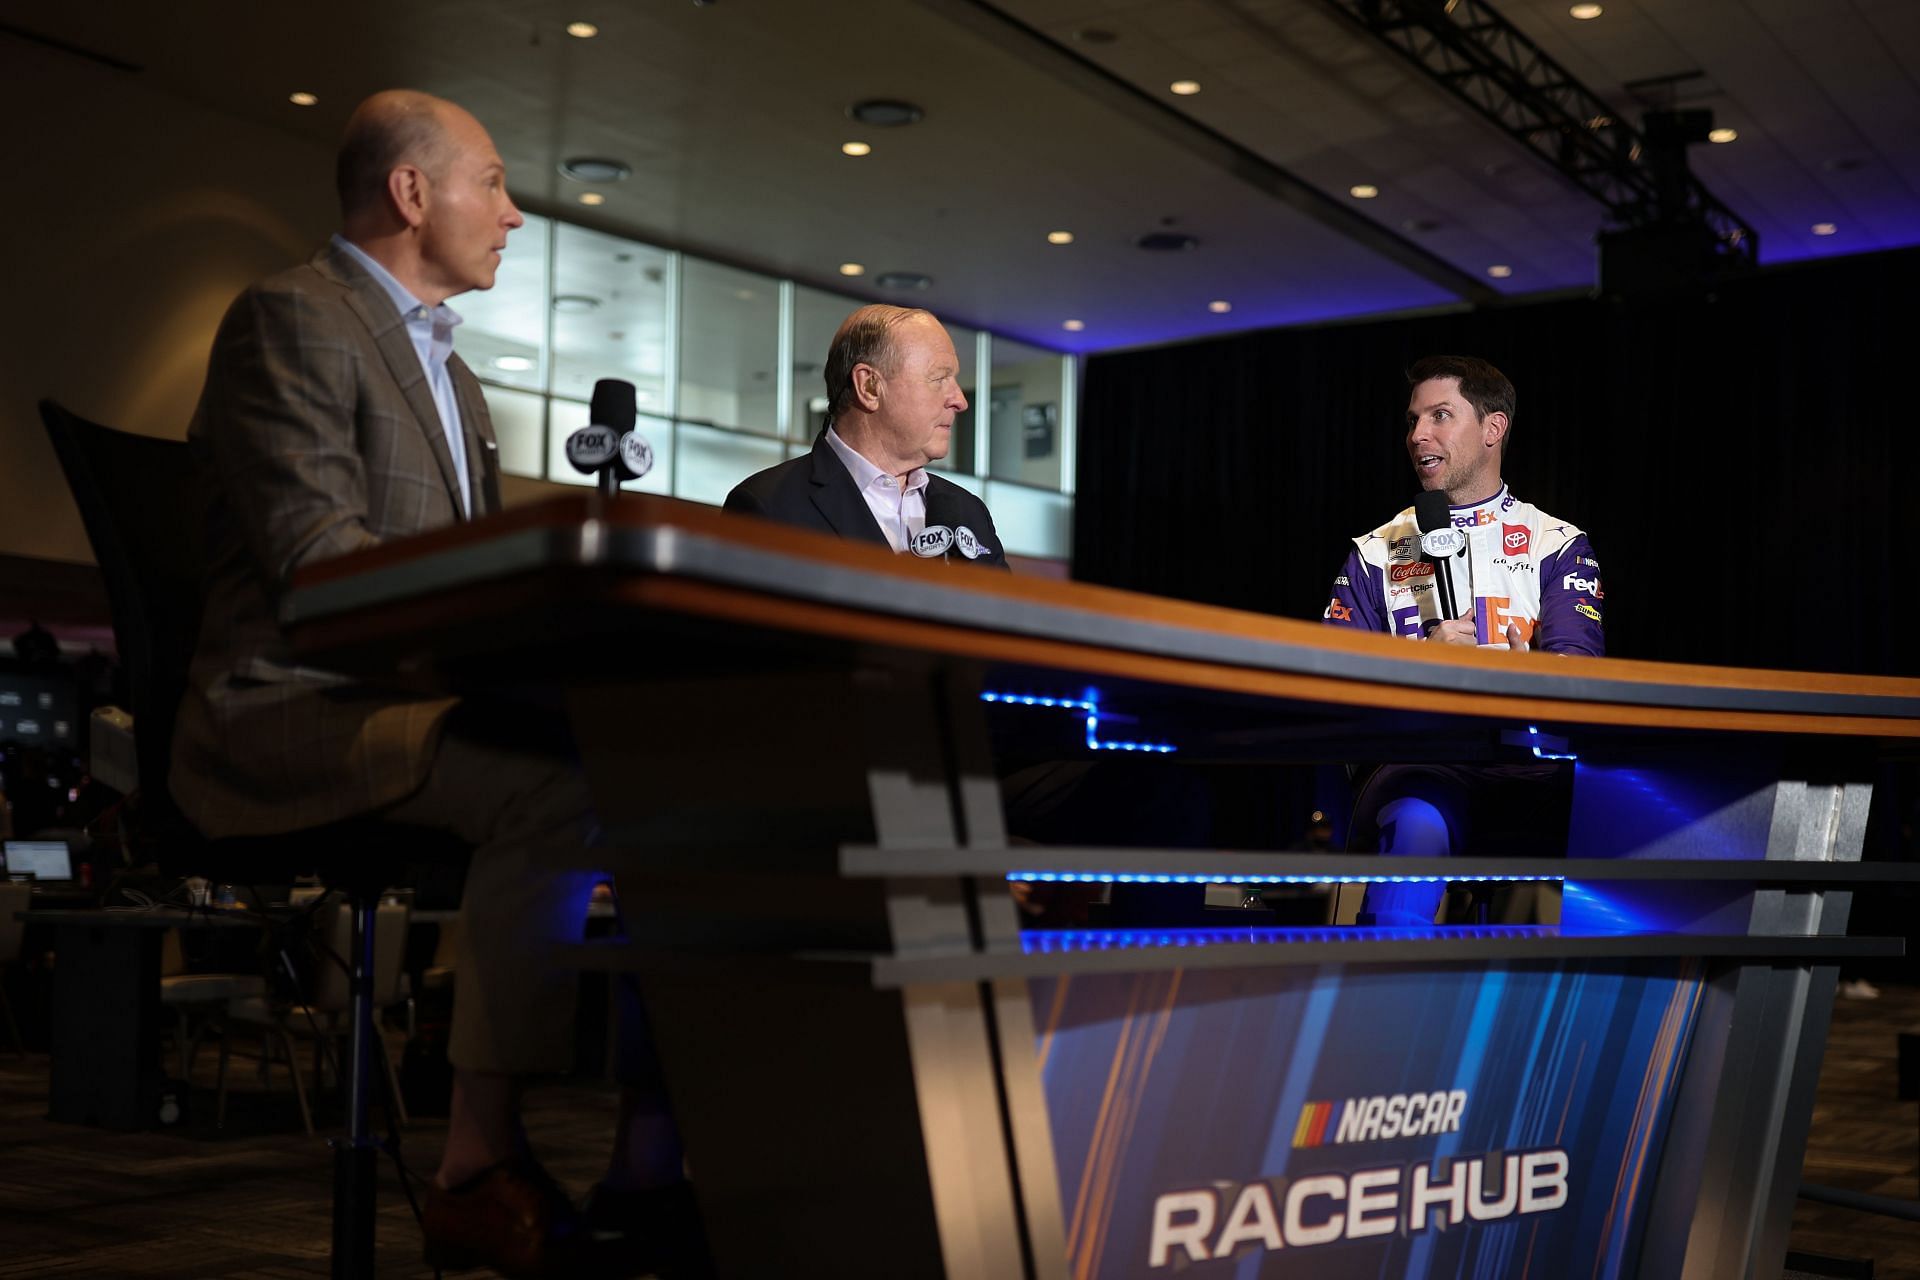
{"left": 1413, "top": 489, "right": 1470, "bottom": 637}
{"left": 565, "top": 378, "right": 653, "bottom": 496}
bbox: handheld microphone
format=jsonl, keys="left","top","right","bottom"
{"left": 1413, "top": 490, "right": 1469, "bottom": 636}
{"left": 564, "top": 379, "right": 653, "bottom": 495}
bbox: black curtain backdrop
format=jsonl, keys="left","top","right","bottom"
{"left": 1075, "top": 246, "right": 1920, "bottom": 676}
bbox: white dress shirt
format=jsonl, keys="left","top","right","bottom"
{"left": 824, "top": 426, "right": 928, "bottom": 554}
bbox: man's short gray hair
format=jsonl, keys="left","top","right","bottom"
{"left": 822, "top": 304, "right": 933, "bottom": 427}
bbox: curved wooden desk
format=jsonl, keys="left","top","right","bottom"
{"left": 287, "top": 494, "right": 1919, "bottom": 1280}
{"left": 288, "top": 493, "right": 1920, "bottom": 736}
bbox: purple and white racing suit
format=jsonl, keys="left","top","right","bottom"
{"left": 1321, "top": 486, "right": 1603, "bottom": 655}
{"left": 1320, "top": 486, "right": 1603, "bottom": 923}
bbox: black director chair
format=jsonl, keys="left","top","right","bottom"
{"left": 40, "top": 399, "right": 462, "bottom": 1279}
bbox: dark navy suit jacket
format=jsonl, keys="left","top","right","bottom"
{"left": 724, "top": 431, "right": 1009, "bottom": 569}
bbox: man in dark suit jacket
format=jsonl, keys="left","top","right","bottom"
{"left": 173, "top": 91, "right": 686, "bottom": 1276}
{"left": 727, "top": 308, "right": 1226, "bottom": 929}
{"left": 725, "top": 304, "right": 1008, "bottom": 569}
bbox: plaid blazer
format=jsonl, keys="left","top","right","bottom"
{"left": 170, "top": 242, "right": 501, "bottom": 837}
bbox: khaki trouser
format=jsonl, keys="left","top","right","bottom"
{"left": 381, "top": 706, "right": 603, "bottom": 1079}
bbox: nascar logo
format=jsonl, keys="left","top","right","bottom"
{"left": 1293, "top": 1090, "right": 1466, "bottom": 1147}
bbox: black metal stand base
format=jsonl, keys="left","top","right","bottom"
{"left": 331, "top": 1137, "right": 378, "bottom": 1278}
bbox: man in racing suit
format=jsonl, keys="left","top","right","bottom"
{"left": 1321, "top": 355, "right": 1603, "bottom": 923}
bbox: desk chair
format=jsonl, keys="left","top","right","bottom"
{"left": 40, "top": 399, "right": 465, "bottom": 1280}
{"left": 220, "top": 895, "right": 411, "bottom": 1134}
{"left": 160, "top": 926, "right": 268, "bottom": 1084}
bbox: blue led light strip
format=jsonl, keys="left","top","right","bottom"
{"left": 979, "top": 693, "right": 1094, "bottom": 711}
{"left": 980, "top": 688, "right": 1175, "bottom": 754}
{"left": 1005, "top": 871, "right": 1563, "bottom": 885}
{"left": 1021, "top": 925, "right": 1554, "bottom": 953}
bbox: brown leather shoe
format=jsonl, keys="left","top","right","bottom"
{"left": 422, "top": 1160, "right": 594, "bottom": 1279}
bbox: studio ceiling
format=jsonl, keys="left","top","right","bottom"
{"left": 10, "top": 0, "right": 1917, "bottom": 353}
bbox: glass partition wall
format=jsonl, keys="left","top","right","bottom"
{"left": 456, "top": 212, "right": 1076, "bottom": 560}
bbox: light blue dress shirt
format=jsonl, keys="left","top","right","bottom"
{"left": 331, "top": 234, "right": 472, "bottom": 516}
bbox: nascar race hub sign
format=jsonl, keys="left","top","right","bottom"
{"left": 1031, "top": 959, "right": 1701, "bottom": 1278}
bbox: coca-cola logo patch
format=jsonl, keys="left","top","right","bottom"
{"left": 1389, "top": 561, "right": 1435, "bottom": 583}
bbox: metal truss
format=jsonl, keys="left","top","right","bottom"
{"left": 1312, "top": 0, "right": 1758, "bottom": 269}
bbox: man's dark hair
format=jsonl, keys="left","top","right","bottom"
{"left": 822, "top": 304, "right": 932, "bottom": 428}
{"left": 335, "top": 91, "right": 453, "bottom": 221}
{"left": 1407, "top": 354, "right": 1515, "bottom": 450}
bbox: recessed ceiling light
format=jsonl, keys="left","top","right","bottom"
{"left": 838, "top": 262, "right": 865, "bottom": 276}
{"left": 1349, "top": 183, "right": 1380, "bottom": 199}
{"left": 1569, "top": 3, "right": 1603, "bottom": 18}
{"left": 1208, "top": 300, "right": 1232, "bottom": 314}
{"left": 1062, "top": 319, "right": 1086, "bottom": 331}
{"left": 848, "top": 99, "right": 924, "bottom": 127}
{"left": 553, "top": 295, "right": 601, "bottom": 313}
{"left": 875, "top": 271, "right": 933, "bottom": 291}
{"left": 578, "top": 192, "right": 606, "bottom": 206}
{"left": 288, "top": 92, "right": 318, "bottom": 107}
{"left": 1488, "top": 264, "right": 1514, "bottom": 278}
{"left": 841, "top": 141, "right": 872, "bottom": 157}
{"left": 1046, "top": 231, "right": 1075, "bottom": 245}
{"left": 491, "top": 355, "right": 536, "bottom": 372}
{"left": 1707, "top": 127, "right": 1738, "bottom": 144}
{"left": 566, "top": 21, "right": 599, "bottom": 38}
{"left": 1812, "top": 222, "right": 1837, "bottom": 236}
{"left": 1170, "top": 80, "right": 1201, "bottom": 96}
{"left": 559, "top": 157, "right": 631, "bottom": 182}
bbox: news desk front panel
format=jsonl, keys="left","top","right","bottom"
{"left": 1036, "top": 959, "right": 1699, "bottom": 1279}
{"left": 286, "top": 495, "right": 1920, "bottom": 1280}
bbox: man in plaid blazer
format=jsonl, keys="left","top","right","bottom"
{"left": 172, "top": 91, "right": 691, "bottom": 1277}
{"left": 170, "top": 226, "right": 497, "bottom": 837}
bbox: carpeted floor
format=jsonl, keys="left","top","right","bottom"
{"left": 0, "top": 984, "right": 1914, "bottom": 1277}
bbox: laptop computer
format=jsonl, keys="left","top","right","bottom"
{"left": 3, "top": 839, "right": 74, "bottom": 884}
